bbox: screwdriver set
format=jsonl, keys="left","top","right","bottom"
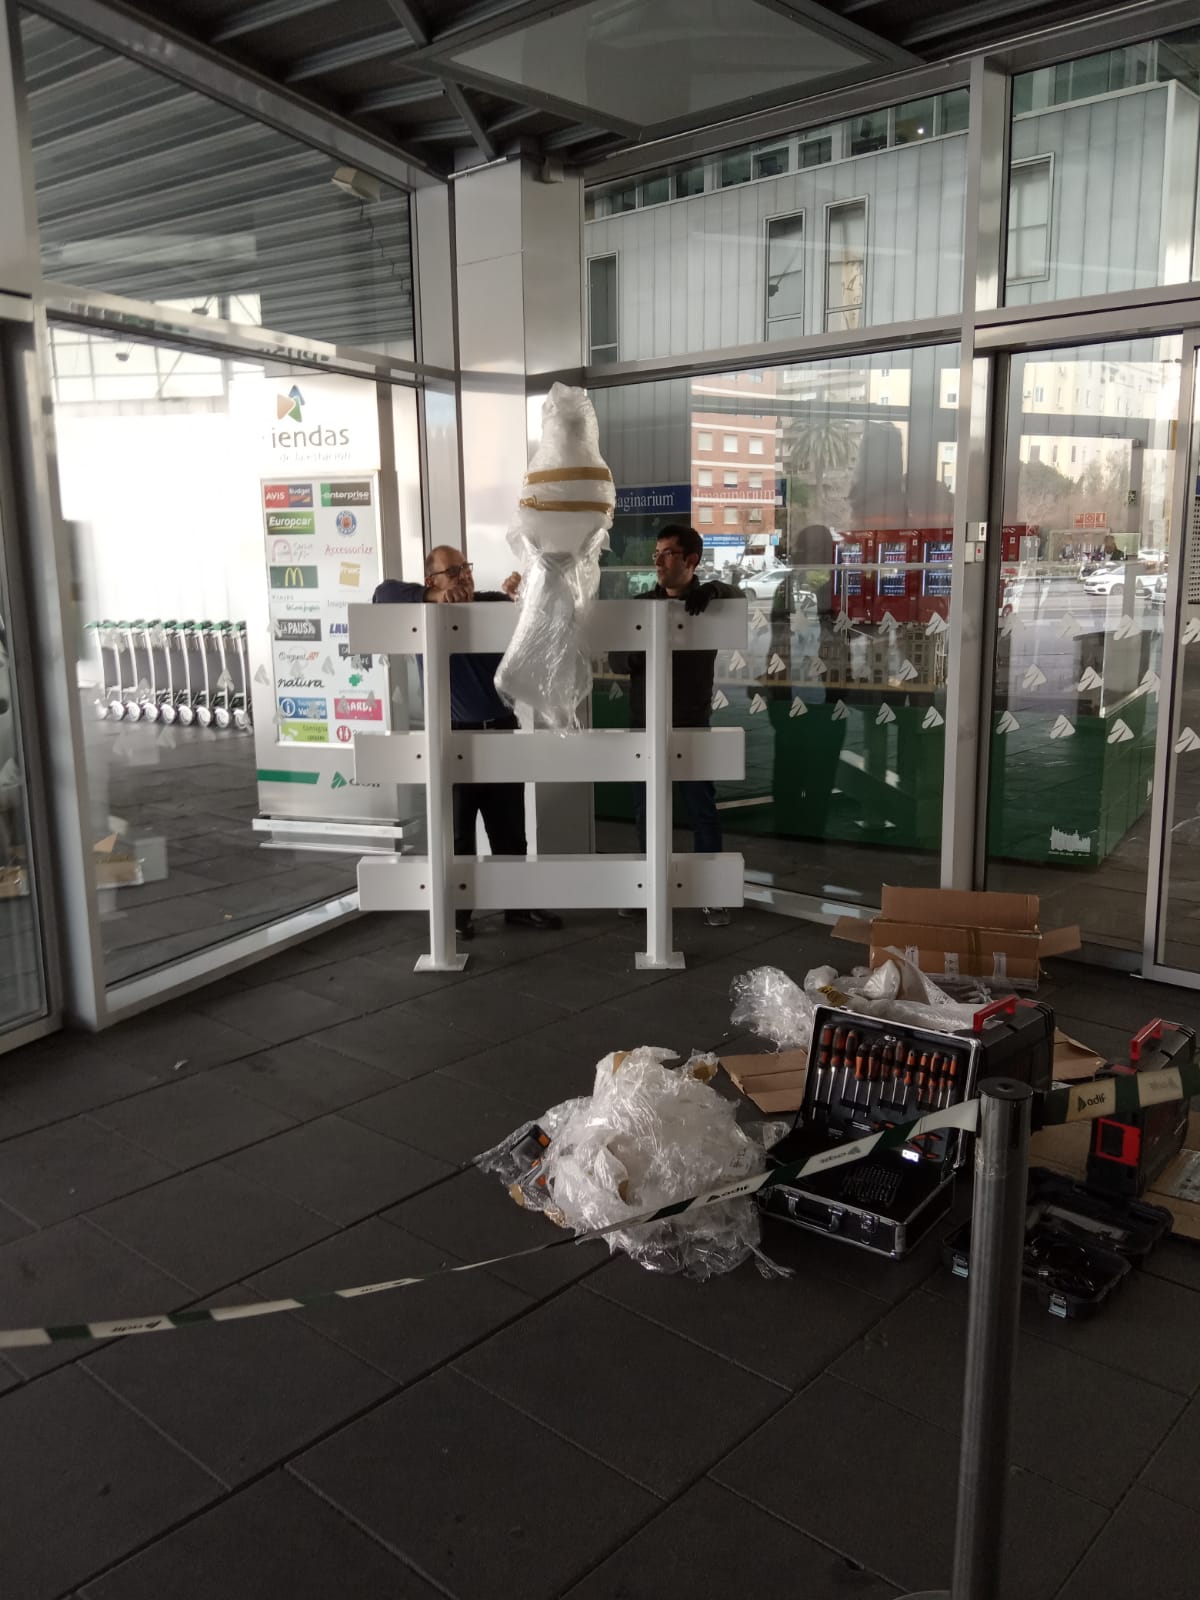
{"left": 760, "top": 996, "right": 1054, "bottom": 1258}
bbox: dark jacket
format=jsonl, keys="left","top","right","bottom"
{"left": 620, "top": 577, "right": 743, "bottom": 729}
{"left": 372, "top": 579, "right": 514, "bottom": 725}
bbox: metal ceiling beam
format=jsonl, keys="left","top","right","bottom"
{"left": 402, "top": 0, "right": 601, "bottom": 67}
{"left": 22, "top": 0, "right": 443, "bottom": 185}
{"left": 351, "top": 80, "right": 446, "bottom": 115}
{"left": 382, "top": 0, "right": 430, "bottom": 48}
{"left": 443, "top": 82, "right": 497, "bottom": 160}
{"left": 424, "top": 56, "right": 640, "bottom": 136}
{"left": 486, "top": 103, "right": 540, "bottom": 135}
{"left": 755, "top": 0, "right": 921, "bottom": 67}
{"left": 285, "top": 28, "right": 413, "bottom": 84}
{"left": 210, "top": 0, "right": 340, "bottom": 45}
{"left": 901, "top": 0, "right": 1093, "bottom": 51}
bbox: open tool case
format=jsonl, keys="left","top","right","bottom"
{"left": 760, "top": 997, "right": 1054, "bottom": 1258}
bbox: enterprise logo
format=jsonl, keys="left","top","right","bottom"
{"left": 322, "top": 481, "right": 371, "bottom": 507}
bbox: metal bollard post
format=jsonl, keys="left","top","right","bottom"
{"left": 907, "top": 1077, "right": 1032, "bottom": 1600}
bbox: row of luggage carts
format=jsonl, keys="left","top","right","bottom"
{"left": 86, "top": 619, "right": 252, "bottom": 729}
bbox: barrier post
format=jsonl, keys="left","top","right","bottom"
{"left": 637, "top": 597, "right": 683, "bottom": 969}
{"left": 908, "top": 1076, "right": 1032, "bottom": 1600}
{"left": 415, "top": 603, "right": 467, "bottom": 972}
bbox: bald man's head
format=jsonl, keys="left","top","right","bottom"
{"left": 424, "top": 545, "right": 475, "bottom": 600}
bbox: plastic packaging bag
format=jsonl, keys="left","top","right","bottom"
{"left": 730, "top": 966, "right": 815, "bottom": 1050}
{"left": 477, "top": 1046, "right": 787, "bottom": 1278}
{"left": 495, "top": 383, "right": 614, "bottom": 729}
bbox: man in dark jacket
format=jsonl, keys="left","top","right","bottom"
{"left": 619, "top": 524, "right": 742, "bottom": 927}
{"left": 373, "top": 546, "right": 562, "bottom": 942}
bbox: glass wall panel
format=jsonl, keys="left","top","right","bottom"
{"left": 0, "top": 502, "right": 47, "bottom": 1033}
{"left": 592, "top": 344, "right": 960, "bottom": 907}
{"left": 985, "top": 338, "right": 1181, "bottom": 954}
{"left": 1005, "top": 33, "right": 1200, "bottom": 305}
{"left": 51, "top": 324, "right": 420, "bottom": 985}
{"left": 584, "top": 92, "right": 968, "bottom": 361}
{"left": 20, "top": 12, "right": 415, "bottom": 356}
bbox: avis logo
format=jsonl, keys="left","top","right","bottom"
{"left": 276, "top": 384, "right": 303, "bottom": 423}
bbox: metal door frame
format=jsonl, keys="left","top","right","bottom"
{"left": 1143, "top": 326, "right": 1200, "bottom": 987}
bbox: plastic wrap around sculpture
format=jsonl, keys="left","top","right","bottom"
{"left": 494, "top": 382, "right": 615, "bottom": 729}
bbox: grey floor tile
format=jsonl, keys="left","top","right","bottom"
{"left": 342, "top": 1071, "right": 531, "bottom": 1166}
{"left": 0, "top": 1365, "right": 219, "bottom": 1600}
{"left": 520, "top": 1003, "right": 642, "bottom": 1059}
{"left": 712, "top": 1375, "right": 1108, "bottom": 1599}
{"left": 1056, "top": 1486, "right": 1200, "bottom": 1600}
{"left": 0, "top": 1038, "right": 159, "bottom": 1139}
{"left": 457, "top": 1287, "right": 786, "bottom": 1495}
{"left": 564, "top": 1478, "right": 898, "bottom": 1599}
{"left": 1140, "top": 1389, "right": 1200, "bottom": 1512}
{"left": 79, "top": 1470, "right": 437, "bottom": 1598}
{"left": 0, "top": 1117, "right": 174, "bottom": 1227}
{"left": 274, "top": 957, "right": 426, "bottom": 1014}
{"left": 89, "top": 1075, "right": 296, "bottom": 1168}
{"left": 830, "top": 1288, "right": 1183, "bottom": 1507}
{"left": 96, "top": 1009, "right": 263, "bottom": 1077}
{"left": 293, "top": 1367, "right": 656, "bottom": 1600}
{"left": 90, "top": 1165, "right": 337, "bottom": 1297}
{"left": 308, "top": 1006, "right": 482, "bottom": 1076}
{"left": 1143, "top": 1237, "right": 1200, "bottom": 1295}
{"left": 85, "top": 1285, "right": 392, "bottom": 1487}
{"left": 220, "top": 1115, "right": 452, "bottom": 1225}
{"left": 441, "top": 1035, "right": 596, "bottom": 1111}
{"left": 299, "top": 914, "right": 422, "bottom": 963}
{"left": 210, "top": 1039, "right": 398, "bottom": 1120}
{"left": 507, "top": 950, "right": 657, "bottom": 1012}
{"left": 384, "top": 1167, "right": 607, "bottom": 1297}
{"left": 587, "top": 1242, "right": 888, "bottom": 1389}
{"left": 396, "top": 984, "right": 571, "bottom": 1044}
{"left": 0, "top": 1218, "right": 194, "bottom": 1379}
{"left": 192, "top": 981, "right": 358, "bottom": 1046}
{"left": 248, "top": 1217, "right": 534, "bottom": 1383}
{"left": 0, "top": 1199, "right": 33, "bottom": 1246}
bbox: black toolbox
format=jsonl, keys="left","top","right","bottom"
{"left": 760, "top": 996, "right": 1054, "bottom": 1258}
{"left": 943, "top": 1167, "right": 1173, "bottom": 1319}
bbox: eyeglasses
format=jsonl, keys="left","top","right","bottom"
{"left": 654, "top": 548, "right": 685, "bottom": 562}
{"left": 429, "top": 562, "right": 473, "bottom": 580}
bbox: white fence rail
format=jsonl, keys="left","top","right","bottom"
{"left": 348, "top": 597, "right": 748, "bottom": 972}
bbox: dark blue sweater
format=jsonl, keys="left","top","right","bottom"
{"left": 372, "top": 579, "right": 514, "bottom": 725}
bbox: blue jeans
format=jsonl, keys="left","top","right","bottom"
{"left": 633, "top": 780, "right": 723, "bottom": 854}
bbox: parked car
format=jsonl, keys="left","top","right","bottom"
{"left": 740, "top": 565, "right": 798, "bottom": 600}
{"left": 1082, "top": 565, "right": 1167, "bottom": 603}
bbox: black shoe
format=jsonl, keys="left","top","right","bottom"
{"left": 456, "top": 914, "right": 475, "bottom": 941}
{"left": 617, "top": 907, "right": 639, "bottom": 919}
{"left": 504, "top": 909, "right": 563, "bottom": 931}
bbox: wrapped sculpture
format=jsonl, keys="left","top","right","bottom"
{"left": 495, "top": 382, "right": 615, "bottom": 728}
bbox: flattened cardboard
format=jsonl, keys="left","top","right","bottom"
{"left": 720, "top": 1049, "right": 808, "bottom": 1115}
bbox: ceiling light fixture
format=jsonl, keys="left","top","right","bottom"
{"left": 332, "top": 166, "right": 382, "bottom": 203}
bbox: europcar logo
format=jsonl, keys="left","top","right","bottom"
{"left": 277, "top": 384, "right": 304, "bottom": 423}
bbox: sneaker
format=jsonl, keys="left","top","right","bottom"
{"left": 703, "top": 907, "right": 731, "bottom": 927}
{"left": 617, "top": 907, "right": 639, "bottom": 919}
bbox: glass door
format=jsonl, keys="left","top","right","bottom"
{"left": 1148, "top": 334, "right": 1200, "bottom": 982}
{"left": 985, "top": 337, "right": 1183, "bottom": 957}
{"left": 0, "top": 461, "right": 48, "bottom": 1038}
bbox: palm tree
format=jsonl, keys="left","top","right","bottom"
{"left": 786, "top": 416, "right": 857, "bottom": 526}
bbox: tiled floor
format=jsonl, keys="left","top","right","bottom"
{"left": 1, "top": 907, "right": 1200, "bottom": 1599}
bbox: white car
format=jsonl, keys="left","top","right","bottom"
{"left": 1082, "top": 565, "right": 1129, "bottom": 596}
{"left": 741, "top": 567, "right": 819, "bottom": 618}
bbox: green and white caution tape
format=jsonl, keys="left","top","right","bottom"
{"left": 1037, "top": 1059, "right": 1200, "bottom": 1127}
{"left": 0, "top": 1099, "right": 978, "bottom": 1351}
{"left": 3, "top": 1065, "right": 1194, "bottom": 1352}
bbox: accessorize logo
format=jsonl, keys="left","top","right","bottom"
{"left": 274, "top": 618, "right": 321, "bottom": 642}
{"left": 277, "top": 384, "right": 304, "bottom": 423}
{"left": 340, "top": 563, "right": 362, "bottom": 588}
{"left": 263, "top": 482, "right": 313, "bottom": 508}
{"left": 266, "top": 511, "right": 315, "bottom": 536}
{"left": 324, "top": 544, "right": 371, "bottom": 558}
{"left": 270, "top": 565, "right": 318, "bottom": 588}
{"left": 322, "top": 481, "right": 371, "bottom": 507}
{"left": 278, "top": 695, "right": 327, "bottom": 720}
{"left": 334, "top": 509, "right": 358, "bottom": 537}
{"left": 334, "top": 695, "right": 383, "bottom": 722}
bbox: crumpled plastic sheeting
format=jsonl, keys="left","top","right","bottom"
{"left": 495, "top": 382, "right": 614, "bottom": 729}
{"left": 730, "top": 955, "right": 980, "bottom": 1052}
{"left": 494, "top": 529, "right": 608, "bottom": 729}
{"left": 477, "top": 1047, "right": 788, "bottom": 1279}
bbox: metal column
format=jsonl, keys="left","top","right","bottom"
{"left": 415, "top": 603, "right": 467, "bottom": 973}
{"left": 636, "top": 598, "right": 683, "bottom": 969}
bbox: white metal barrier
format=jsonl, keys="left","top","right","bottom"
{"left": 347, "top": 597, "right": 748, "bottom": 972}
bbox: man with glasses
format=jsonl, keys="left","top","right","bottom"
{"left": 617, "top": 524, "right": 742, "bottom": 928}
{"left": 373, "top": 546, "right": 563, "bottom": 942}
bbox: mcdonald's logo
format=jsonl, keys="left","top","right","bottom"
{"left": 269, "top": 565, "right": 318, "bottom": 589}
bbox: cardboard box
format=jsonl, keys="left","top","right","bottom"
{"left": 833, "top": 886, "right": 1080, "bottom": 986}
